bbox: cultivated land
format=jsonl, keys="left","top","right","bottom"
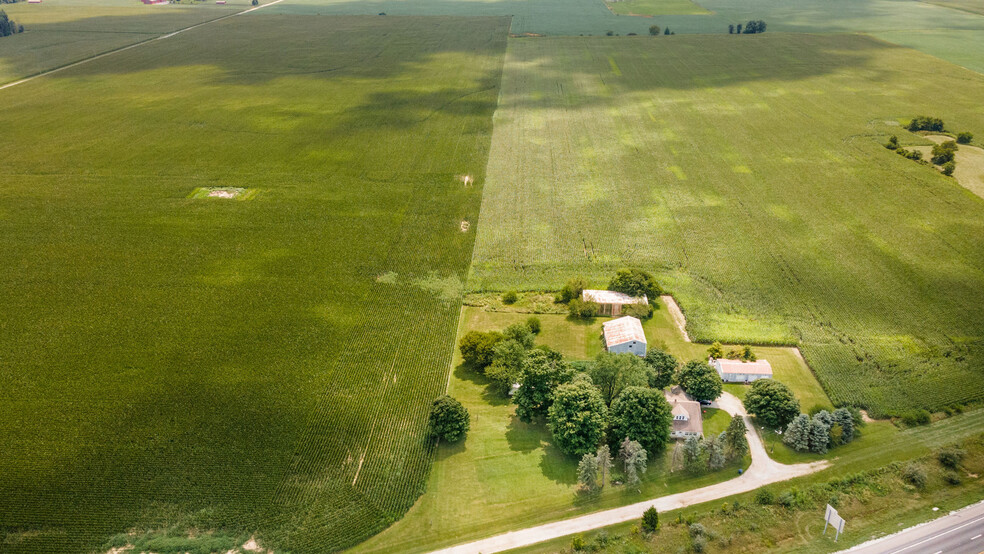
{"left": 0, "top": 14, "right": 508, "bottom": 553}
{"left": 604, "top": 0, "right": 711, "bottom": 17}
{"left": 469, "top": 34, "right": 984, "bottom": 417}
{"left": 0, "top": 1, "right": 251, "bottom": 85}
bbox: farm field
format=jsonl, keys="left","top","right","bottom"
{"left": 0, "top": 13, "right": 508, "bottom": 553}
{"left": 469, "top": 34, "right": 984, "bottom": 417}
{"left": 354, "top": 305, "right": 753, "bottom": 554}
{"left": 0, "top": 2, "right": 249, "bottom": 84}
{"left": 871, "top": 30, "right": 984, "bottom": 75}
{"left": 921, "top": 0, "right": 984, "bottom": 15}
{"left": 604, "top": 0, "right": 711, "bottom": 17}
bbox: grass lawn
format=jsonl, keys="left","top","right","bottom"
{"left": 701, "top": 408, "right": 731, "bottom": 437}
{"left": 469, "top": 33, "right": 984, "bottom": 417}
{"left": 605, "top": 0, "right": 710, "bottom": 17}
{"left": 354, "top": 306, "right": 750, "bottom": 553}
{"left": 0, "top": 14, "right": 508, "bottom": 553}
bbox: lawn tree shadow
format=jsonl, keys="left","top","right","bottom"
{"left": 539, "top": 442, "right": 579, "bottom": 486}
{"left": 505, "top": 414, "right": 546, "bottom": 453}
{"left": 434, "top": 437, "right": 468, "bottom": 462}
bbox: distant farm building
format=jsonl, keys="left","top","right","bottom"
{"left": 582, "top": 289, "right": 647, "bottom": 316}
{"left": 711, "top": 358, "right": 773, "bottom": 383}
{"left": 602, "top": 316, "right": 646, "bottom": 357}
{"left": 669, "top": 399, "right": 703, "bottom": 439}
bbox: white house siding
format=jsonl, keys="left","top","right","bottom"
{"left": 608, "top": 340, "right": 646, "bottom": 357}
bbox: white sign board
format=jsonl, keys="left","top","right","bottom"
{"left": 823, "top": 504, "right": 846, "bottom": 541}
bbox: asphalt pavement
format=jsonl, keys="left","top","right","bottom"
{"left": 842, "top": 499, "right": 984, "bottom": 554}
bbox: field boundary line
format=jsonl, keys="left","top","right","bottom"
{"left": 0, "top": 0, "right": 285, "bottom": 92}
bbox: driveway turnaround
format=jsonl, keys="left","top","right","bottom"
{"left": 430, "top": 392, "right": 828, "bottom": 554}
{"left": 841, "top": 500, "right": 984, "bottom": 554}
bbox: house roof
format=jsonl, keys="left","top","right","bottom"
{"left": 712, "top": 358, "right": 773, "bottom": 376}
{"left": 670, "top": 400, "right": 702, "bottom": 435}
{"left": 582, "top": 289, "right": 648, "bottom": 305}
{"left": 671, "top": 404, "right": 690, "bottom": 419}
{"left": 602, "top": 316, "right": 646, "bottom": 347}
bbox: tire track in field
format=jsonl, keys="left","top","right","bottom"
{"left": 0, "top": 0, "right": 285, "bottom": 91}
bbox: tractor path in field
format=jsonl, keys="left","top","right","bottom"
{"left": 429, "top": 391, "right": 828, "bottom": 554}
{"left": 0, "top": 0, "right": 285, "bottom": 92}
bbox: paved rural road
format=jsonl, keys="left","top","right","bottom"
{"left": 429, "top": 392, "right": 829, "bottom": 554}
{"left": 841, "top": 500, "right": 984, "bottom": 554}
{"left": 0, "top": 0, "right": 285, "bottom": 91}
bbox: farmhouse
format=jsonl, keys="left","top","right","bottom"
{"left": 711, "top": 358, "right": 773, "bottom": 383}
{"left": 669, "top": 400, "right": 703, "bottom": 439}
{"left": 602, "top": 316, "right": 646, "bottom": 357}
{"left": 582, "top": 289, "right": 647, "bottom": 317}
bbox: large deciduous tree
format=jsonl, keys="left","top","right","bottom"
{"left": 608, "top": 268, "right": 662, "bottom": 302}
{"left": 644, "top": 348, "right": 677, "bottom": 390}
{"left": 743, "top": 379, "right": 801, "bottom": 429}
{"left": 589, "top": 352, "right": 650, "bottom": 406}
{"left": 608, "top": 386, "right": 673, "bottom": 454}
{"left": 428, "top": 395, "right": 470, "bottom": 443}
{"left": 458, "top": 330, "right": 504, "bottom": 370}
{"left": 548, "top": 375, "right": 608, "bottom": 457}
{"left": 676, "top": 360, "right": 723, "bottom": 402}
{"left": 513, "top": 348, "right": 574, "bottom": 423}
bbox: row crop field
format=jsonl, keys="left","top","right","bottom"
{"left": 0, "top": 13, "right": 508, "bottom": 553}
{"left": 469, "top": 34, "right": 984, "bottom": 417}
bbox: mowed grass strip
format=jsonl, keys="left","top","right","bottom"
{"left": 0, "top": 14, "right": 508, "bottom": 553}
{"left": 469, "top": 34, "right": 984, "bottom": 417}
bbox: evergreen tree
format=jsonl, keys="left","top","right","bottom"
{"left": 706, "top": 435, "right": 726, "bottom": 470}
{"left": 577, "top": 452, "right": 600, "bottom": 493}
{"left": 724, "top": 415, "right": 749, "bottom": 460}
{"left": 783, "top": 414, "right": 811, "bottom": 452}
{"left": 832, "top": 408, "right": 855, "bottom": 443}
{"left": 619, "top": 438, "right": 648, "bottom": 486}
{"left": 642, "top": 506, "right": 660, "bottom": 532}
{"left": 596, "top": 445, "right": 613, "bottom": 489}
{"left": 683, "top": 435, "right": 705, "bottom": 474}
{"left": 808, "top": 415, "right": 830, "bottom": 454}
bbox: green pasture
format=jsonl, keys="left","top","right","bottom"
{"left": 604, "top": 0, "right": 711, "bottom": 17}
{"left": 0, "top": 14, "right": 508, "bottom": 553}
{"left": 469, "top": 34, "right": 984, "bottom": 417}
{"left": 921, "top": 0, "right": 984, "bottom": 15}
{"left": 355, "top": 306, "right": 750, "bottom": 554}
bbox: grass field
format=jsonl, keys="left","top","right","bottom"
{"left": 0, "top": 13, "right": 508, "bottom": 553}
{"left": 469, "top": 34, "right": 984, "bottom": 417}
{"left": 354, "top": 306, "right": 750, "bottom": 553}
{"left": 604, "top": 0, "right": 711, "bottom": 17}
{"left": 0, "top": 2, "right": 251, "bottom": 84}
{"left": 921, "top": 0, "right": 984, "bottom": 15}
{"left": 513, "top": 428, "right": 984, "bottom": 553}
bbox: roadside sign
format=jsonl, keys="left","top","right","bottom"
{"left": 823, "top": 504, "right": 846, "bottom": 541}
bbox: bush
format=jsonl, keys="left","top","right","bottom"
{"left": 942, "top": 161, "right": 955, "bottom": 176}
{"left": 907, "top": 115, "right": 945, "bottom": 132}
{"left": 622, "top": 302, "right": 653, "bottom": 319}
{"left": 937, "top": 446, "right": 966, "bottom": 469}
{"left": 754, "top": 488, "right": 775, "bottom": 505}
{"left": 568, "top": 298, "right": 600, "bottom": 319}
{"left": 571, "top": 535, "right": 585, "bottom": 551}
{"left": 956, "top": 132, "right": 973, "bottom": 144}
{"left": 692, "top": 535, "right": 707, "bottom": 553}
{"left": 902, "top": 463, "right": 927, "bottom": 489}
{"left": 502, "top": 290, "right": 518, "bottom": 305}
{"left": 931, "top": 140, "right": 958, "bottom": 165}
{"left": 608, "top": 268, "right": 662, "bottom": 301}
{"left": 648, "top": 24, "right": 660, "bottom": 36}
{"left": 885, "top": 135, "right": 899, "bottom": 150}
{"left": 688, "top": 523, "right": 706, "bottom": 537}
{"left": 944, "top": 471, "right": 962, "bottom": 486}
{"left": 526, "top": 316, "right": 542, "bottom": 335}
{"left": 642, "top": 506, "right": 659, "bottom": 532}
{"left": 556, "top": 277, "right": 587, "bottom": 304}
{"left": 901, "top": 409, "right": 931, "bottom": 427}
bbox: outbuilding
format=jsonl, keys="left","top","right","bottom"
{"left": 602, "top": 316, "right": 647, "bottom": 357}
{"left": 582, "top": 289, "right": 647, "bottom": 317}
{"left": 711, "top": 358, "right": 773, "bottom": 383}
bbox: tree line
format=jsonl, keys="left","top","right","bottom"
{"left": 0, "top": 9, "right": 24, "bottom": 37}
{"left": 885, "top": 116, "right": 974, "bottom": 178}
{"left": 728, "top": 20, "right": 767, "bottom": 34}
{"left": 558, "top": 268, "right": 662, "bottom": 320}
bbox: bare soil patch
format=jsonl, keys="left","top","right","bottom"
{"left": 661, "top": 295, "right": 690, "bottom": 342}
{"left": 911, "top": 135, "right": 984, "bottom": 199}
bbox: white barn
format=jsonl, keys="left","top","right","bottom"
{"left": 711, "top": 358, "right": 773, "bottom": 383}
{"left": 582, "top": 289, "right": 647, "bottom": 317}
{"left": 602, "top": 316, "right": 646, "bottom": 357}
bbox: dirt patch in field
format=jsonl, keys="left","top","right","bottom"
{"left": 911, "top": 135, "right": 984, "bottom": 199}
{"left": 188, "top": 187, "right": 255, "bottom": 200}
{"left": 661, "top": 295, "right": 690, "bottom": 342}
{"left": 460, "top": 220, "right": 471, "bottom": 232}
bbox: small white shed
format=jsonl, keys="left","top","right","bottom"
{"left": 582, "top": 289, "right": 648, "bottom": 317}
{"left": 711, "top": 358, "right": 773, "bottom": 383}
{"left": 602, "top": 316, "right": 647, "bottom": 357}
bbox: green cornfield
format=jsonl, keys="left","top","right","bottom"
{"left": 0, "top": 14, "right": 508, "bottom": 552}
{"left": 470, "top": 34, "right": 984, "bottom": 418}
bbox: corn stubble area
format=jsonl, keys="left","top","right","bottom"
{"left": 0, "top": 15, "right": 508, "bottom": 553}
